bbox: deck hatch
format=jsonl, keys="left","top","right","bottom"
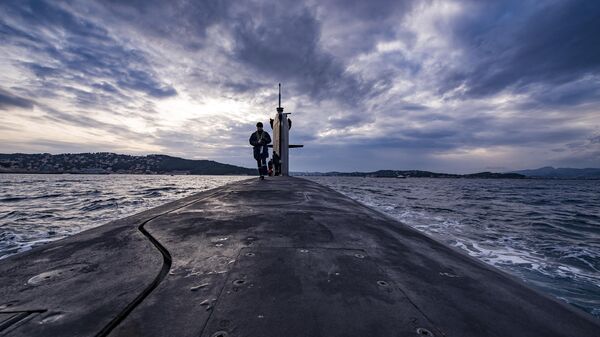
{"left": 201, "top": 247, "right": 439, "bottom": 337}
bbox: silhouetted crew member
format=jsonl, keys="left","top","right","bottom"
{"left": 267, "top": 159, "right": 274, "bottom": 176}
{"left": 249, "top": 122, "right": 271, "bottom": 180}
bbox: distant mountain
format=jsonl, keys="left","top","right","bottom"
{"left": 0, "top": 153, "right": 256, "bottom": 175}
{"left": 512, "top": 166, "right": 600, "bottom": 179}
{"left": 293, "top": 170, "right": 526, "bottom": 179}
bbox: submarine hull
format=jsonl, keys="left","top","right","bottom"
{"left": 0, "top": 177, "right": 597, "bottom": 336}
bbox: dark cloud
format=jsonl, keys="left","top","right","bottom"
{"left": 229, "top": 1, "right": 376, "bottom": 106}
{"left": 95, "top": 0, "right": 399, "bottom": 108}
{"left": 517, "top": 77, "right": 600, "bottom": 109}
{"left": 397, "top": 103, "right": 428, "bottom": 111}
{"left": 2, "top": 0, "right": 383, "bottom": 109}
{"left": 1, "top": 0, "right": 599, "bottom": 171}
{"left": 316, "top": 0, "right": 418, "bottom": 58}
{"left": 221, "top": 80, "right": 266, "bottom": 95}
{"left": 326, "top": 0, "right": 413, "bottom": 21}
{"left": 327, "top": 113, "right": 375, "bottom": 129}
{"left": 92, "top": 82, "right": 119, "bottom": 94}
{"left": 21, "top": 63, "right": 59, "bottom": 79}
{"left": 293, "top": 116, "right": 597, "bottom": 172}
{"left": 291, "top": 141, "right": 445, "bottom": 172}
{"left": 100, "top": 0, "right": 230, "bottom": 50}
{"left": 318, "top": 106, "right": 596, "bottom": 163}
{"left": 0, "top": 88, "right": 34, "bottom": 110}
{"left": 35, "top": 104, "right": 150, "bottom": 141}
{"left": 0, "top": 0, "right": 176, "bottom": 99}
{"left": 444, "top": 0, "right": 600, "bottom": 98}
{"left": 115, "top": 70, "right": 176, "bottom": 98}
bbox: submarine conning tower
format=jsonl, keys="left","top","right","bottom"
{"left": 271, "top": 83, "right": 302, "bottom": 176}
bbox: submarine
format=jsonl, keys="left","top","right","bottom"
{"left": 0, "top": 86, "right": 598, "bottom": 337}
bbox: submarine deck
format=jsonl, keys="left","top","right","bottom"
{"left": 0, "top": 177, "right": 597, "bottom": 336}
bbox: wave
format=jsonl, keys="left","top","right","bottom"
{"left": 0, "top": 193, "right": 63, "bottom": 202}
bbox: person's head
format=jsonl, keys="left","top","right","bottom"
{"left": 256, "top": 122, "right": 263, "bottom": 131}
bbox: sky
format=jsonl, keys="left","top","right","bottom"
{"left": 0, "top": 0, "right": 599, "bottom": 173}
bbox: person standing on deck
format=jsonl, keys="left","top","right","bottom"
{"left": 249, "top": 122, "right": 271, "bottom": 180}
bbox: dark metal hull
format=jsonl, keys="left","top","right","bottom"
{"left": 0, "top": 177, "right": 597, "bottom": 336}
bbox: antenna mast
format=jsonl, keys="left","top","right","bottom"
{"left": 275, "top": 83, "right": 287, "bottom": 175}
{"left": 277, "top": 83, "right": 283, "bottom": 113}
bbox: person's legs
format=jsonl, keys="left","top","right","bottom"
{"left": 256, "top": 159, "right": 262, "bottom": 177}
{"left": 254, "top": 147, "right": 263, "bottom": 178}
{"left": 257, "top": 146, "right": 268, "bottom": 179}
{"left": 259, "top": 157, "right": 267, "bottom": 179}
{"left": 273, "top": 153, "right": 281, "bottom": 176}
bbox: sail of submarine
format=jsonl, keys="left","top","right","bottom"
{"left": 269, "top": 83, "right": 303, "bottom": 176}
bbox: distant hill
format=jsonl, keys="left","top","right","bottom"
{"left": 512, "top": 166, "right": 600, "bottom": 179}
{"left": 0, "top": 153, "right": 256, "bottom": 175}
{"left": 293, "top": 170, "right": 526, "bottom": 179}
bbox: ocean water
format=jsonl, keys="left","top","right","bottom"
{"left": 0, "top": 174, "right": 598, "bottom": 318}
{"left": 0, "top": 174, "right": 249, "bottom": 259}
{"left": 306, "top": 176, "right": 600, "bottom": 318}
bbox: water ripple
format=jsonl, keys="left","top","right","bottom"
{"left": 0, "top": 174, "right": 249, "bottom": 260}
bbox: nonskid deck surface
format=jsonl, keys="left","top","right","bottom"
{"left": 0, "top": 177, "right": 597, "bottom": 336}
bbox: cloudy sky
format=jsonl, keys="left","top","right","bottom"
{"left": 1, "top": 0, "right": 599, "bottom": 173}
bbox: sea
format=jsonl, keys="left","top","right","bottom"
{"left": 0, "top": 174, "right": 598, "bottom": 318}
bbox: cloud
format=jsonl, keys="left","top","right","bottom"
{"left": 0, "top": 0, "right": 176, "bottom": 99}
{"left": 228, "top": 1, "right": 378, "bottom": 106}
{"left": 0, "top": 88, "right": 34, "bottom": 110}
{"left": 518, "top": 76, "right": 600, "bottom": 109}
{"left": 316, "top": 0, "right": 418, "bottom": 58}
{"left": 99, "top": 0, "right": 230, "bottom": 50}
{"left": 0, "top": 0, "right": 599, "bottom": 172}
{"left": 443, "top": 0, "right": 600, "bottom": 98}
{"left": 7, "top": 139, "right": 118, "bottom": 153}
